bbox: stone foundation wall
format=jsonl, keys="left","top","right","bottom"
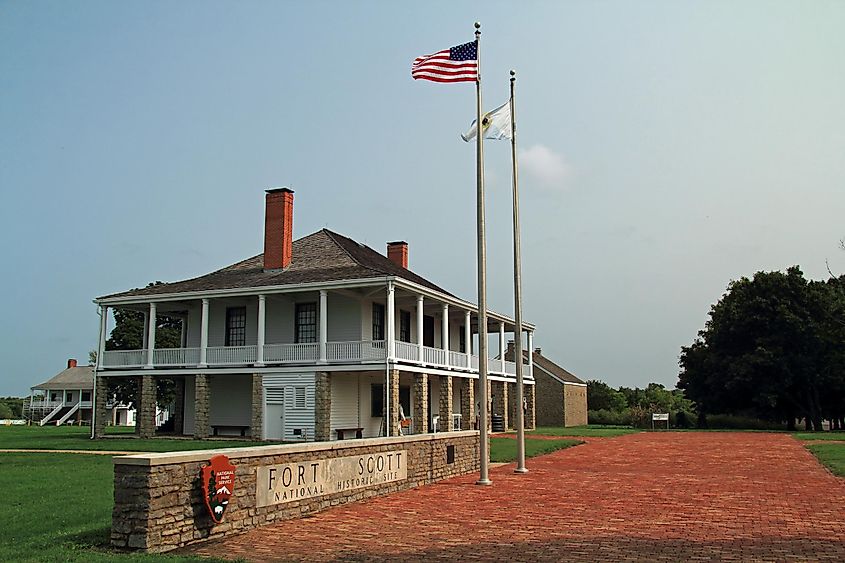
{"left": 112, "top": 431, "right": 480, "bottom": 553}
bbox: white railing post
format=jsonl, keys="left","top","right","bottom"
{"left": 387, "top": 283, "right": 395, "bottom": 360}
{"left": 527, "top": 331, "right": 534, "bottom": 379}
{"left": 465, "top": 310, "right": 471, "bottom": 368}
{"left": 499, "top": 321, "right": 506, "bottom": 374}
{"left": 199, "top": 298, "right": 209, "bottom": 367}
{"left": 442, "top": 304, "right": 449, "bottom": 367}
{"left": 256, "top": 294, "right": 266, "bottom": 366}
{"left": 416, "top": 295, "right": 424, "bottom": 363}
{"left": 319, "top": 290, "right": 328, "bottom": 363}
{"left": 97, "top": 305, "right": 108, "bottom": 370}
{"left": 145, "top": 302, "right": 157, "bottom": 369}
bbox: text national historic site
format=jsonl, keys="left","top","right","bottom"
{"left": 256, "top": 450, "right": 408, "bottom": 507}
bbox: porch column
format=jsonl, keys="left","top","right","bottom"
{"left": 251, "top": 373, "right": 263, "bottom": 440}
{"left": 194, "top": 374, "right": 210, "bottom": 439}
{"left": 93, "top": 375, "right": 109, "bottom": 438}
{"left": 256, "top": 295, "right": 266, "bottom": 366}
{"left": 97, "top": 305, "right": 108, "bottom": 367}
{"left": 137, "top": 374, "right": 156, "bottom": 439}
{"left": 464, "top": 311, "right": 471, "bottom": 364}
{"left": 439, "top": 375, "right": 453, "bottom": 431}
{"left": 441, "top": 304, "right": 449, "bottom": 367}
{"left": 314, "top": 372, "right": 331, "bottom": 441}
{"left": 386, "top": 369, "right": 400, "bottom": 437}
{"left": 416, "top": 295, "right": 424, "bottom": 362}
{"left": 499, "top": 321, "right": 506, "bottom": 374}
{"left": 460, "top": 378, "right": 475, "bottom": 431}
{"left": 386, "top": 282, "right": 395, "bottom": 360}
{"left": 172, "top": 377, "right": 184, "bottom": 435}
{"left": 142, "top": 311, "right": 149, "bottom": 350}
{"left": 179, "top": 316, "right": 187, "bottom": 348}
{"left": 526, "top": 383, "right": 536, "bottom": 429}
{"left": 319, "top": 290, "right": 327, "bottom": 363}
{"left": 413, "top": 374, "right": 428, "bottom": 434}
{"left": 527, "top": 331, "right": 534, "bottom": 380}
{"left": 145, "top": 303, "right": 157, "bottom": 369}
{"left": 492, "top": 380, "right": 508, "bottom": 431}
{"left": 199, "top": 298, "right": 209, "bottom": 367}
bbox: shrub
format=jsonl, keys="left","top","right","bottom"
{"left": 703, "top": 414, "right": 787, "bottom": 431}
{"left": 588, "top": 409, "right": 631, "bottom": 426}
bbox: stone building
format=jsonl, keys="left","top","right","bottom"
{"left": 93, "top": 188, "right": 537, "bottom": 441}
{"left": 506, "top": 344, "right": 587, "bottom": 427}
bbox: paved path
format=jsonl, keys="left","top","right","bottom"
{"left": 182, "top": 433, "right": 845, "bottom": 562}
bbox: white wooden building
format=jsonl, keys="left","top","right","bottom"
{"left": 93, "top": 189, "right": 536, "bottom": 441}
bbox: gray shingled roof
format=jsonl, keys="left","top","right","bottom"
{"left": 505, "top": 344, "right": 585, "bottom": 385}
{"left": 99, "top": 229, "right": 453, "bottom": 300}
{"left": 33, "top": 366, "right": 95, "bottom": 390}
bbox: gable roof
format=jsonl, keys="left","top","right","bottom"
{"left": 98, "top": 229, "right": 453, "bottom": 300}
{"left": 33, "top": 365, "right": 95, "bottom": 391}
{"left": 505, "top": 345, "right": 585, "bottom": 385}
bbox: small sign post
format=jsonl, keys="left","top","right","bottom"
{"left": 652, "top": 413, "right": 669, "bottom": 430}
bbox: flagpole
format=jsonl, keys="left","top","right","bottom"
{"left": 474, "top": 21, "right": 492, "bottom": 486}
{"left": 510, "top": 70, "right": 528, "bottom": 474}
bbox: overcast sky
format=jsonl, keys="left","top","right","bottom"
{"left": 2, "top": 1, "right": 844, "bottom": 396}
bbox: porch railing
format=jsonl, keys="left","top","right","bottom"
{"left": 264, "top": 343, "right": 318, "bottom": 363}
{"left": 394, "top": 341, "right": 419, "bottom": 362}
{"left": 153, "top": 347, "right": 200, "bottom": 366}
{"left": 206, "top": 345, "right": 257, "bottom": 365}
{"left": 98, "top": 341, "right": 533, "bottom": 379}
{"left": 101, "top": 349, "right": 147, "bottom": 368}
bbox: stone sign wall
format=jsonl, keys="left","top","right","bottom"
{"left": 112, "top": 431, "right": 479, "bottom": 553}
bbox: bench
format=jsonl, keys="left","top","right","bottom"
{"left": 211, "top": 425, "right": 250, "bottom": 437}
{"left": 335, "top": 427, "right": 364, "bottom": 440}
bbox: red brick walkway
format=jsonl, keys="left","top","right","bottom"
{"left": 182, "top": 433, "right": 845, "bottom": 561}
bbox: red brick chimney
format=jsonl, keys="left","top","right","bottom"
{"left": 264, "top": 188, "right": 294, "bottom": 271}
{"left": 67, "top": 358, "right": 77, "bottom": 369}
{"left": 387, "top": 241, "right": 408, "bottom": 269}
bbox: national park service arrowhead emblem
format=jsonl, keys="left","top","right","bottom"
{"left": 201, "top": 454, "right": 236, "bottom": 523}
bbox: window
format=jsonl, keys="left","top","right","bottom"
{"left": 225, "top": 307, "right": 246, "bottom": 346}
{"left": 459, "top": 326, "right": 466, "bottom": 353}
{"left": 66, "top": 391, "right": 73, "bottom": 402}
{"left": 372, "top": 303, "right": 385, "bottom": 341}
{"left": 81, "top": 391, "right": 91, "bottom": 402}
{"left": 295, "top": 302, "right": 317, "bottom": 343}
{"left": 423, "top": 315, "right": 435, "bottom": 347}
{"left": 371, "top": 384, "right": 384, "bottom": 417}
{"left": 294, "top": 386, "right": 307, "bottom": 408}
{"left": 399, "top": 310, "right": 411, "bottom": 343}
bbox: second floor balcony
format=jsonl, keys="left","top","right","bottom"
{"left": 97, "top": 281, "right": 536, "bottom": 382}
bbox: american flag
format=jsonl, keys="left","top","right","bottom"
{"left": 411, "top": 40, "right": 478, "bottom": 83}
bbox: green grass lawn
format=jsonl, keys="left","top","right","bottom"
{"left": 0, "top": 425, "right": 270, "bottom": 452}
{"left": 793, "top": 431, "right": 845, "bottom": 441}
{"left": 533, "top": 425, "right": 639, "bottom": 438}
{"left": 807, "top": 443, "right": 845, "bottom": 477}
{"left": 2, "top": 452, "right": 215, "bottom": 562}
{"left": 489, "top": 436, "right": 581, "bottom": 463}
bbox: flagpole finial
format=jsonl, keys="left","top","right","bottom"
{"left": 474, "top": 22, "right": 481, "bottom": 38}
{"left": 475, "top": 21, "right": 481, "bottom": 29}
{"left": 510, "top": 69, "right": 516, "bottom": 82}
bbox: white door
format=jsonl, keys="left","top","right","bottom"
{"left": 265, "top": 387, "right": 285, "bottom": 440}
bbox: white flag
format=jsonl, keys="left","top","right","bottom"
{"left": 461, "top": 101, "right": 512, "bottom": 142}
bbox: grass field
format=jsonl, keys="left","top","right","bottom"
{"left": 0, "top": 425, "right": 266, "bottom": 452}
{"left": 489, "top": 436, "right": 581, "bottom": 462}
{"left": 2, "top": 452, "right": 214, "bottom": 562}
{"left": 793, "top": 431, "right": 845, "bottom": 441}
{"left": 533, "top": 425, "right": 639, "bottom": 438}
{"left": 806, "top": 443, "right": 845, "bottom": 477}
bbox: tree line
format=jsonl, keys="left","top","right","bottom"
{"left": 678, "top": 266, "right": 845, "bottom": 431}
{"left": 587, "top": 380, "right": 695, "bottom": 427}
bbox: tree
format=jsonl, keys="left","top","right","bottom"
{"left": 678, "top": 267, "right": 845, "bottom": 431}
{"left": 587, "top": 380, "right": 627, "bottom": 411}
{"left": 104, "top": 283, "right": 182, "bottom": 409}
